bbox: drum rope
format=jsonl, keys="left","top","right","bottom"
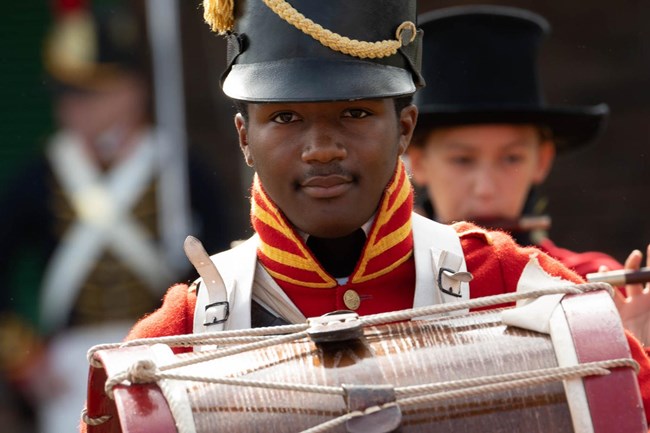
{"left": 94, "top": 282, "right": 625, "bottom": 431}
{"left": 395, "top": 358, "right": 639, "bottom": 395}
{"left": 96, "top": 283, "right": 616, "bottom": 398}
{"left": 87, "top": 323, "right": 309, "bottom": 367}
{"left": 104, "top": 330, "right": 310, "bottom": 398}
{"left": 100, "top": 355, "right": 636, "bottom": 432}
{"left": 88, "top": 283, "right": 611, "bottom": 367}
{"left": 80, "top": 407, "right": 111, "bottom": 427}
{"left": 300, "top": 358, "right": 638, "bottom": 433}
{"left": 103, "top": 356, "right": 636, "bottom": 406}
{"left": 359, "top": 282, "right": 611, "bottom": 326}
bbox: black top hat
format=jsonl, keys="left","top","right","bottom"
{"left": 414, "top": 5, "right": 608, "bottom": 151}
{"left": 204, "top": 0, "right": 424, "bottom": 102}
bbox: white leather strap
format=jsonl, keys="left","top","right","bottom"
{"left": 501, "top": 255, "right": 573, "bottom": 334}
{"left": 185, "top": 236, "right": 230, "bottom": 333}
{"left": 252, "top": 266, "right": 306, "bottom": 324}
{"left": 191, "top": 235, "right": 259, "bottom": 335}
{"left": 412, "top": 213, "right": 470, "bottom": 316}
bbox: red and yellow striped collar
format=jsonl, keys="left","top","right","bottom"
{"left": 251, "top": 160, "right": 414, "bottom": 289}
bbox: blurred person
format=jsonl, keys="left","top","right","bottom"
{"left": 407, "top": 5, "right": 629, "bottom": 279}
{"left": 0, "top": 1, "right": 229, "bottom": 432}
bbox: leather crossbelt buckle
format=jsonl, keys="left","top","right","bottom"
{"left": 204, "top": 301, "right": 230, "bottom": 326}
{"left": 438, "top": 267, "right": 473, "bottom": 298}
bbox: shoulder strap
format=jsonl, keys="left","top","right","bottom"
{"left": 189, "top": 235, "right": 259, "bottom": 336}
{"left": 411, "top": 213, "right": 471, "bottom": 316}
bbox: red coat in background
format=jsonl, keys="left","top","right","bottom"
{"left": 539, "top": 237, "right": 623, "bottom": 279}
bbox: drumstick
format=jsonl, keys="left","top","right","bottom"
{"left": 586, "top": 267, "right": 650, "bottom": 286}
{"left": 516, "top": 215, "right": 552, "bottom": 231}
{"left": 471, "top": 215, "right": 552, "bottom": 232}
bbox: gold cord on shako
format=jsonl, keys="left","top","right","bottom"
{"left": 202, "top": 0, "right": 417, "bottom": 59}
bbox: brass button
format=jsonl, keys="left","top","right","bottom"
{"left": 343, "top": 290, "right": 361, "bottom": 310}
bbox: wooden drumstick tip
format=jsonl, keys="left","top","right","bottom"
{"left": 586, "top": 267, "right": 650, "bottom": 286}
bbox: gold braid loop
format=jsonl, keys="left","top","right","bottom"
{"left": 262, "top": 0, "right": 415, "bottom": 59}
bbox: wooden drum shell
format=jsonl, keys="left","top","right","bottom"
{"left": 87, "top": 290, "right": 646, "bottom": 433}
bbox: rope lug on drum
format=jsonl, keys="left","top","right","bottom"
{"left": 307, "top": 311, "right": 363, "bottom": 343}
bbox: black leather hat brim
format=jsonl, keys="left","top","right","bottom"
{"left": 222, "top": 58, "right": 417, "bottom": 102}
{"left": 415, "top": 103, "right": 609, "bottom": 152}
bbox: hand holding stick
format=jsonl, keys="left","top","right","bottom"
{"left": 600, "top": 245, "right": 650, "bottom": 345}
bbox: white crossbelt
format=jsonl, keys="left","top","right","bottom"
{"left": 41, "top": 131, "right": 173, "bottom": 331}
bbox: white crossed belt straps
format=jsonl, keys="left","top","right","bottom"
{"left": 40, "top": 131, "right": 173, "bottom": 331}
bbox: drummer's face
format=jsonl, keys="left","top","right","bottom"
{"left": 408, "top": 124, "right": 555, "bottom": 223}
{"left": 236, "top": 99, "right": 417, "bottom": 238}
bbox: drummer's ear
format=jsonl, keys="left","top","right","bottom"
{"left": 235, "top": 113, "right": 254, "bottom": 167}
{"left": 398, "top": 104, "right": 418, "bottom": 155}
{"left": 533, "top": 140, "right": 555, "bottom": 184}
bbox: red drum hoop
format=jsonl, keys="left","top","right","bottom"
{"left": 84, "top": 290, "right": 646, "bottom": 433}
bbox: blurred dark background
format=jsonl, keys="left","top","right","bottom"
{"left": 2, "top": 0, "right": 648, "bottom": 263}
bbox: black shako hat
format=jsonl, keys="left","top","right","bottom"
{"left": 414, "top": 5, "right": 608, "bottom": 152}
{"left": 43, "top": 1, "right": 142, "bottom": 91}
{"left": 203, "top": 0, "right": 424, "bottom": 102}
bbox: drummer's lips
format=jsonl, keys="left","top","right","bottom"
{"left": 299, "top": 174, "right": 354, "bottom": 199}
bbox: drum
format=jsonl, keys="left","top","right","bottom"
{"left": 84, "top": 289, "right": 646, "bottom": 433}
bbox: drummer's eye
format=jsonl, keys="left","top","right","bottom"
{"left": 272, "top": 112, "right": 300, "bottom": 124}
{"left": 342, "top": 108, "right": 370, "bottom": 119}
